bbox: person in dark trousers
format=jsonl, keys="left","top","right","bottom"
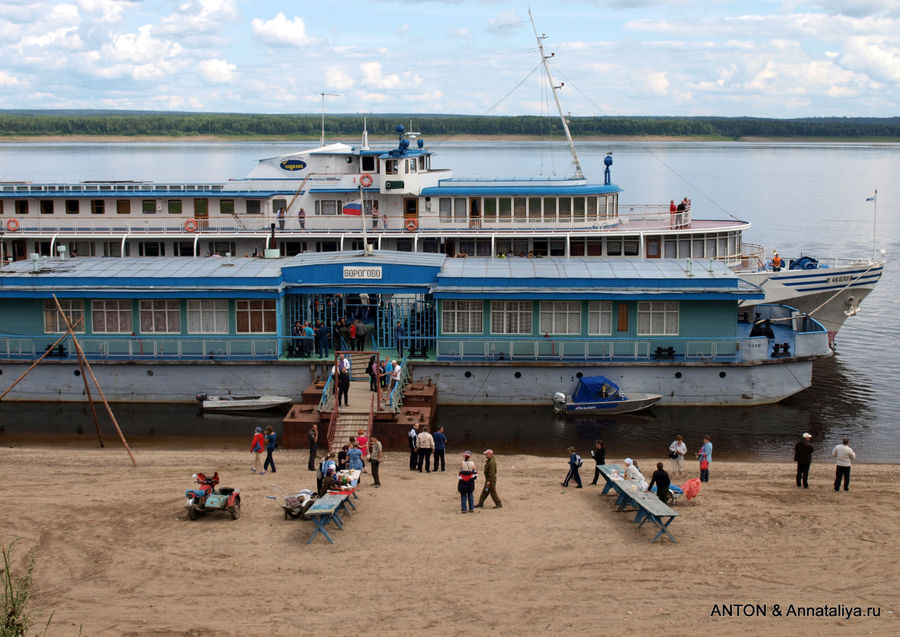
{"left": 648, "top": 462, "right": 671, "bottom": 503}
{"left": 307, "top": 424, "right": 318, "bottom": 471}
{"left": 263, "top": 425, "right": 277, "bottom": 474}
{"left": 432, "top": 426, "right": 447, "bottom": 471}
{"left": 369, "top": 435, "right": 383, "bottom": 487}
{"left": 562, "top": 446, "right": 583, "bottom": 488}
{"left": 832, "top": 438, "right": 856, "bottom": 492}
{"left": 408, "top": 423, "right": 419, "bottom": 470}
{"left": 794, "top": 432, "right": 814, "bottom": 488}
{"left": 475, "top": 449, "right": 502, "bottom": 508}
{"left": 337, "top": 367, "right": 350, "bottom": 406}
{"left": 589, "top": 439, "right": 605, "bottom": 485}
{"left": 394, "top": 321, "right": 405, "bottom": 357}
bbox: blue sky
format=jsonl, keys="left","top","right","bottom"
{"left": 1, "top": 0, "right": 898, "bottom": 117}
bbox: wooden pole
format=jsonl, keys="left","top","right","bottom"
{"left": 0, "top": 316, "right": 84, "bottom": 402}
{"left": 73, "top": 342, "right": 104, "bottom": 448}
{"left": 52, "top": 295, "right": 136, "bottom": 466}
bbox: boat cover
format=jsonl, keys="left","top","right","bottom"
{"left": 572, "top": 376, "right": 623, "bottom": 402}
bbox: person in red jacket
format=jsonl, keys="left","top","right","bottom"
{"left": 250, "top": 426, "right": 264, "bottom": 474}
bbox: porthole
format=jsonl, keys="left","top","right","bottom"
{"left": 464, "top": 371, "right": 472, "bottom": 378}
{"left": 674, "top": 372, "right": 682, "bottom": 379}
{"left": 74, "top": 370, "right": 81, "bottom": 376}
{"left": 514, "top": 372, "right": 522, "bottom": 379}
{"left": 576, "top": 372, "right": 583, "bottom": 379}
{"left": 147, "top": 370, "right": 154, "bottom": 376}
{"left": 719, "top": 371, "right": 726, "bottom": 378}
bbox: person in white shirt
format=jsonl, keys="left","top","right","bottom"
{"left": 832, "top": 438, "right": 856, "bottom": 492}
{"left": 416, "top": 428, "right": 435, "bottom": 473}
{"left": 624, "top": 457, "right": 645, "bottom": 484}
{"left": 668, "top": 435, "right": 687, "bottom": 476}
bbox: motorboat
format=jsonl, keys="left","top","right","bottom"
{"left": 195, "top": 392, "right": 292, "bottom": 411}
{"left": 553, "top": 376, "right": 661, "bottom": 415}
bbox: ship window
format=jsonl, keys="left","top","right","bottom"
{"left": 168, "top": 199, "right": 182, "bottom": 214}
{"left": 15, "top": 200, "right": 28, "bottom": 215}
{"left": 706, "top": 236, "right": 717, "bottom": 257}
{"left": 678, "top": 238, "right": 690, "bottom": 258}
{"left": 617, "top": 304, "right": 628, "bottom": 332}
{"left": 195, "top": 198, "right": 209, "bottom": 217}
{"left": 718, "top": 236, "right": 727, "bottom": 258}
{"left": 396, "top": 239, "right": 413, "bottom": 252}
{"left": 607, "top": 239, "right": 622, "bottom": 256}
{"left": 728, "top": 234, "right": 737, "bottom": 258}
{"left": 138, "top": 241, "right": 165, "bottom": 256}
{"left": 539, "top": 301, "right": 581, "bottom": 335}
{"left": 408, "top": 159, "right": 417, "bottom": 173}
{"left": 664, "top": 239, "right": 677, "bottom": 258}
{"left": 573, "top": 197, "right": 585, "bottom": 222}
{"left": 588, "top": 301, "right": 613, "bottom": 335}
{"left": 361, "top": 156, "right": 376, "bottom": 172}
{"left": 570, "top": 240, "right": 585, "bottom": 256}
{"left": 102, "top": 242, "right": 129, "bottom": 257}
{"left": 174, "top": 242, "right": 195, "bottom": 256}
{"left": 454, "top": 198, "right": 466, "bottom": 222}
{"left": 490, "top": 301, "right": 532, "bottom": 335}
{"left": 116, "top": 200, "right": 130, "bottom": 214}
{"left": 439, "top": 198, "right": 452, "bottom": 222}
{"left": 496, "top": 239, "right": 511, "bottom": 256}
{"left": 513, "top": 240, "right": 529, "bottom": 255}
{"left": 513, "top": 197, "right": 526, "bottom": 221}
{"left": 384, "top": 160, "right": 398, "bottom": 175}
{"left": 419, "top": 157, "right": 425, "bottom": 170}
{"left": 532, "top": 239, "right": 548, "bottom": 256}
{"left": 236, "top": 299, "right": 276, "bottom": 333}
{"left": 442, "top": 300, "right": 483, "bottom": 334}
{"left": 208, "top": 241, "right": 235, "bottom": 256}
{"left": 692, "top": 238, "right": 704, "bottom": 258}
{"left": 142, "top": 200, "right": 156, "bottom": 215}
{"left": 587, "top": 240, "right": 603, "bottom": 256}
{"left": 549, "top": 239, "right": 566, "bottom": 256}
{"left": 91, "top": 300, "right": 133, "bottom": 334}
{"left": 316, "top": 200, "right": 338, "bottom": 215}
{"left": 40, "top": 200, "right": 53, "bottom": 215}
{"left": 558, "top": 197, "right": 571, "bottom": 222}
{"left": 498, "top": 197, "right": 511, "bottom": 221}
{"left": 528, "top": 197, "right": 541, "bottom": 221}
{"left": 91, "top": 200, "right": 105, "bottom": 215}
{"left": 637, "top": 301, "right": 679, "bottom": 335}
{"left": 187, "top": 299, "right": 229, "bottom": 333}
{"left": 44, "top": 299, "right": 85, "bottom": 333}
{"left": 483, "top": 198, "right": 496, "bottom": 221}
{"left": 543, "top": 198, "right": 556, "bottom": 222}
{"left": 139, "top": 300, "right": 181, "bottom": 334}
{"left": 458, "top": 240, "right": 475, "bottom": 256}
{"left": 220, "top": 199, "right": 234, "bottom": 215}
{"left": 624, "top": 239, "right": 639, "bottom": 256}
{"left": 65, "top": 200, "right": 79, "bottom": 215}
{"left": 587, "top": 196, "right": 597, "bottom": 219}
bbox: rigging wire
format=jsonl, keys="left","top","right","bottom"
{"left": 482, "top": 60, "right": 543, "bottom": 116}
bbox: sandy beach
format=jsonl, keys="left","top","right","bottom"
{"left": 0, "top": 445, "right": 896, "bottom": 636}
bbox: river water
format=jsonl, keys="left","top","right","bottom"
{"left": 0, "top": 139, "right": 897, "bottom": 462}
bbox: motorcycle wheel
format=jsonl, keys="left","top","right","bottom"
{"left": 229, "top": 502, "right": 241, "bottom": 520}
{"left": 188, "top": 507, "right": 198, "bottom": 521}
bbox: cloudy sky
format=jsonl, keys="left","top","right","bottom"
{"left": 1, "top": 0, "right": 898, "bottom": 118}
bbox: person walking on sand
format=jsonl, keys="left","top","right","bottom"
{"left": 698, "top": 435, "right": 712, "bottom": 482}
{"left": 794, "top": 432, "right": 814, "bottom": 488}
{"left": 262, "top": 425, "right": 277, "bottom": 475}
{"left": 369, "top": 435, "right": 383, "bottom": 487}
{"left": 562, "top": 446, "right": 583, "bottom": 488}
{"left": 433, "top": 426, "right": 447, "bottom": 472}
{"left": 832, "top": 438, "right": 856, "bottom": 492}
{"left": 475, "top": 449, "right": 502, "bottom": 509}
{"left": 669, "top": 434, "right": 687, "bottom": 477}
{"left": 250, "top": 426, "right": 264, "bottom": 474}
{"left": 457, "top": 451, "right": 478, "bottom": 513}
{"left": 589, "top": 439, "right": 605, "bottom": 485}
{"left": 308, "top": 423, "right": 318, "bottom": 471}
{"left": 648, "top": 462, "right": 671, "bottom": 503}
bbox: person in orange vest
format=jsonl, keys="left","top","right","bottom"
{"left": 771, "top": 250, "right": 782, "bottom": 271}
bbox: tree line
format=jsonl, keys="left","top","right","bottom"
{"left": 1, "top": 111, "right": 899, "bottom": 139}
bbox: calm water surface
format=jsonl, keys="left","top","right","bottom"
{"left": 0, "top": 140, "right": 897, "bottom": 461}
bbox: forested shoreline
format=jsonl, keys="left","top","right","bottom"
{"left": 2, "top": 111, "right": 900, "bottom": 140}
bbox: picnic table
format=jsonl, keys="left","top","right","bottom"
{"left": 304, "top": 493, "right": 349, "bottom": 544}
{"left": 596, "top": 463, "right": 681, "bottom": 543}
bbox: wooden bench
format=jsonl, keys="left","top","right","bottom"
{"left": 304, "top": 493, "right": 348, "bottom": 544}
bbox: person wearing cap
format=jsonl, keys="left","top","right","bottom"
{"left": 457, "top": 451, "right": 478, "bottom": 513}
{"left": 475, "top": 450, "right": 502, "bottom": 509}
{"left": 794, "top": 433, "right": 814, "bottom": 488}
{"left": 249, "top": 426, "right": 264, "bottom": 474}
{"left": 771, "top": 250, "right": 782, "bottom": 271}
{"left": 562, "top": 446, "right": 583, "bottom": 488}
{"left": 623, "top": 457, "right": 644, "bottom": 484}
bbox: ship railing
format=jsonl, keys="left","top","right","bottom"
{"left": 0, "top": 335, "right": 285, "bottom": 361}
{"left": 618, "top": 205, "right": 691, "bottom": 229}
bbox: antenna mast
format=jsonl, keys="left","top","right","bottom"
{"left": 529, "top": 9, "right": 584, "bottom": 180}
{"left": 319, "top": 92, "right": 340, "bottom": 146}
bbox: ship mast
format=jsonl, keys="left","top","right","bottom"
{"left": 529, "top": 9, "right": 584, "bottom": 180}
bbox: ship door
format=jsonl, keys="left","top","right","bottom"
{"left": 469, "top": 197, "right": 481, "bottom": 228}
{"left": 12, "top": 239, "right": 27, "bottom": 260}
{"left": 194, "top": 198, "right": 209, "bottom": 231}
{"left": 645, "top": 236, "right": 661, "bottom": 258}
{"left": 403, "top": 198, "right": 418, "bottom": 228}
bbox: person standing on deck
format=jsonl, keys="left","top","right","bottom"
{"left": 337, "top": 366, "right": 350, "bottom": 407}
{"left": 394, "top": 321, "right": 405, "bottom": 358}
{"left": 832, "top": 438, "right": 856, "bottom": 492}
{"left": 475, "top": 449, "right": 502, "bottom": 509}
{"left": 298, "top": 207, "right": 306, "bottom": 229}
{"left": 277, "top": 207, "right": 286, "bottom": 230}
{"left": 303, "top": 322, "right": 315, "bottom": 358}
{"left": 794, "top": 432, "right": 814, "bottom": 489}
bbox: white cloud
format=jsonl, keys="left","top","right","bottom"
{"left": 840, "top": 37, "right": 900, "bottom": 82}
{"left": 816, "top": 1, "right": 900, "bottom": 18}
{"left": 642, "top": 71, "right": 669, "bottom": 95}
{"left": 157, "top": 0, "right": 237, "bottom": 36}
{"left": 197, "top": 58, "right": 236, "bottom": 84}
{"left": 326, "top": 67, "right": 355, "bottom": 91}
{"left": 76, "top": 0, "right": 135, "bottom": 23}
{"left": 487, "top": 9, "right": 523, "bottom": 36}
{"left": 251, "top": 12, "right": 319, "bottom": 46}
{"left": 0, "top": 70, "right": 20, "bottom": 86}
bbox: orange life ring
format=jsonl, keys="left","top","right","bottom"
{"left": 359, "top": 174, "right": 373, "bottom": 188}
{"left": 184, "top": 219, "right": 198, "bottom": 232}
{"left": 405, "top": 218, "right": 418, "bottom": 232}
{"left": 6, "top": 218, "right": 20, "bottom": 232}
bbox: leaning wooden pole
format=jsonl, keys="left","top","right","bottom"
{"left": 73, "top": 341, "right": 105, "bottom": 448}
{"left": 52, "top": 296, "right": 135, "bottom": 466}
{"left": 0, "top": 317, "right": 84, "bottom": 402}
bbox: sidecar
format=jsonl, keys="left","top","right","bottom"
{"left": 185, "top": 472, "right": 241, "bottom": 520}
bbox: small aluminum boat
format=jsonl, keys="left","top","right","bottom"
{"left": 196, "top": 392, "right": 292, "bottom": 411}
{"left": 553, "top": 376, "right": 661, "bottom": 416}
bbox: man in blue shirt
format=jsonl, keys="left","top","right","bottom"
{"left": 432, "top": 426, "right": 447, "bottom": 472}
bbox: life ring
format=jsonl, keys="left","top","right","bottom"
{"left": 184, "top": 219, "right": 198, "bottom": 232}
{"left": 359, "top": 174, "right": 373, "bottom": 188}
{"left": 405, "top": 218, "right": 418, "bottom": 232}
{"left": 6, "top": 218, "right": 20, "bottom": 232}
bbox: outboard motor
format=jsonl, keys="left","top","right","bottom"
{"left": 195, "top": 392, "right": 208, "bottom": 404}
{"left": 553, "top": 392, "right": 568, "bottom": 413}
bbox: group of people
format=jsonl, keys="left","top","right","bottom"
{"left": 407, "top": 424, "right": 447, "bottom": 473}
{"left": 366, "top": 356, "right": 402, "bottom": 393}
{"left": 669, "top": 197, "right": 691, "bottom": 215}
{"left": 312, "top": 428, "right": 384, "bottom": 493}
{"left": 249, "top": 425, "right": 278, "bottom": 475}
{"left": 794, "top": 433, "right": 857, "bottom": 491}
{"left": 275, "top": 206, "right": 306, "bottom": 231}
{"left": 456, "top": 449, "right": 502, "bottom": 513}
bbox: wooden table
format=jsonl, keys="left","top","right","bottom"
{"left": 304, "top": 493, "right": 348, "bottom": 544}
{"left": 597, "top": 463, "right": 680, "bottom": 542}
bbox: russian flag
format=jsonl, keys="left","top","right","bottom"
{"left": 342, "top": 202, "right": 362, "bottom": 215}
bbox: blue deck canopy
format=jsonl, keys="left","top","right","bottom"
{"left": 572, "top": 376, "right": 622, "bottom": 402}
